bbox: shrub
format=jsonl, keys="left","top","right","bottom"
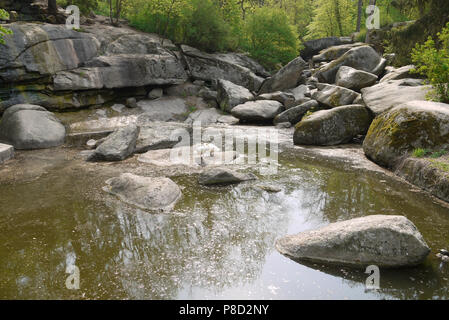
{"left": 181, "top": 0, "right": 232, "bottom": 52}
{"left": 242, "top": 7, "right": 299, "bottom": 71}
{"left": 0, "top": 9, "right": 12, "bottom": 45}
{"left": 411, "top": 23, "right": 449, "bottom": 103}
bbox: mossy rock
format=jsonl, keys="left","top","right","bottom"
{"left": 363, "top": 100, "right": 449, "bottom": 168}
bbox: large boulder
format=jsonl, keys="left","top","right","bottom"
{"left": 273, "top": 100, "right": 319, "bottom": 125}
{"left": 301, "top": 36, "right": 353, "bottom": 61}
{"left": 312, "top": 42, "right": 365, "bottom": 63}
{"left": 363, "top": 101, "right": 449, "bottom": 168}
{"left": 335, "top": 66, "right": 378, "bottom": 91}
{"left": 312, "top": 84, "right": 359, "bottom": 108}
{"left": 361, "top": 79, "right": 432, "bottom": 116}
{"left": 258, "top": 57, "right": 308, "bottom": 94}
{"left": 314, "top": 45, "right": 386, "bottom": 83}
{"left": 180, "top": 45, "right": 264, "bottom": 92}
{"left": 87, "top": 125, "right": 140, "bottom": 161}
{"left": 286, "top": 84, "right": 312, "bottom": 107}
{"left": 276, "top": 215, "right": 430, "bottom": 268}
{"left": 256, "top": 91, "right": 296, "bottom": 109}
{"left": 217, "top": 79, "right": 254, "bottom": 113}
{"left": 0, "top": 104, "right": 66, "bottom": 149}
{"left": 213, "top": 52, "right": 270, "bottom": 77}
{"left": 103, "top": 173, "right": 182, "bottom": 212}
{"left": 379, "top": 65, "right": 417, "bottom": 83}
{"left": 231, "top": 100, "right": 284, "bottom": 123}
{"left": 293, "top": 105, "right": 372, "bottom": 146}
{"left": 198, "top": 168, "right": 256, "bottom": 185}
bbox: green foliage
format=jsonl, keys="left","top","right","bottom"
{"left": 307, "top": 0, "right": 357, "bottom": 39}
{"left": 412, "top": 148, "right": 430, "bottom": 157}
{"left": 430, "top": 150, "right": 447, "bottom": 158}
{"left": 242, "top": 7, "right": 299, "bottom": 70}
{"left": 57, "top": 0, "right": 98, "bottom": 14}
{"left": 182, "top": 0, "right": 232, "bottom": 52}
{"left": 0, "top": 9, "right": 12, "bottom": 45}
{"left": 411, "top": 23, "right": 449, "bottom": 103}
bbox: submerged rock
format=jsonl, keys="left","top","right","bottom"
{"left": 198, "top": 168, "right": 256, "bottom": 185}
{"left": 87, "top": 125, "right": 140, "bottom": 161}
{"left": 0, "top": 104, "right": 66, "bottom": 149}
{"left": 217, "top": 79, "right": 254, "bottom": 113}
{"left": 231, "top": 100, "right": 284, "bottom": 123}
{"left": 363, "top": 100, "right": 449, "bottom": 168}
{"left": 294, "top": 105, "right": 372, "bottom": 146}
{"left": 103, "top": 173, "right": 182, "bottom": 212}
{"left": 276, "top": 215, "right": 430, "bottom": 268}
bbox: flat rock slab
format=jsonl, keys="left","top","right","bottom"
{"left": 103, "top": 173, "right": 182, "bottom": 212}
{"left": 231, "top": 100, "right": 284, "bottom": 123}
{"left": 137, "top": 143, "right": 238, "bottom": 168}
{"left": 276, "top": 215, "right": 430, "bottom": 268}
{"left": 0, "top": 143, "right": 14, "bottom": 163}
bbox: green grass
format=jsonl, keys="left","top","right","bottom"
{"left": 412, "top": 148, "right": 430, "bottom": 157}
{"left": 412, "top": 148, "right": 447, "bottom": 158}
{"left": 430, "top": 159, "right": 449, "bottom": 173}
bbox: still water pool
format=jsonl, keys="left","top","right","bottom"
{"left": 1, "top": 151, "right": 448, "bottom": 299}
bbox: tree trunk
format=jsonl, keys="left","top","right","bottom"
{"left": 48, "top": 0, "right": 57, "bottom": 14}
{"left": 356, "top": 0, "right": 363, "bottom": 32}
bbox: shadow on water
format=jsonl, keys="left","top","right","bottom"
{"left": 0, "top": 149, "right": 448, "bottom": 299}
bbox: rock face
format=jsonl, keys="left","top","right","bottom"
{"left": 103, "top": 173, "right": 182, "bottom": 211}
{"left": 88, "top": 125, "right": 140, "bottom": 161}
{"left": 0, "top": 143, "right": 14, "bottom": 163}
{"left": 274, "top": 100, "right": 319, "bottom": 125}
{"left": 258, "top": 57, "right": 308, "bottom": 94}
{"left": 276, "top": 215, "right": 430, "bottom": 268}
{"left": 180, "top": 45, "right": 264, "bottom": 92}
{"left": 314, "top": 46, "right": 386, "bottom": 83}
{"left": 363, "top": 101, "right": 449, "bottom": 168}
{"left": 312, "top": 84, "right": 359, "bottom": 108}
{"left": 0, "top": 104, "right": 66, "bottom": 149}
{"left": 217, "top": 79, "right": 254, "bottom": 113}
{"left": 198, "top": 168, "right": 256, "bottom": 185}
{"left": 231, "top": 100, "right": 284, "bottom": 123}
{"left": 0, "top": 23, "right": 188, "bottom": 112}
{"left": 301, "top": 36, "right": 353, "bottom": 60}
{"left": 294, "top": 105, "right": 372, "bottom": 146}
{"left": 335, "top": 66, "right": 378, "bottom": 91}
{"left": 136, "top": 97, "right": 191, "bottom": 122}
{"left": 361, "top": 79, "right": 432, "bottom": 116}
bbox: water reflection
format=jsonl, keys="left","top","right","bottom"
{"left": 0, "top": 152, "right": 448, "bottom": 299}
